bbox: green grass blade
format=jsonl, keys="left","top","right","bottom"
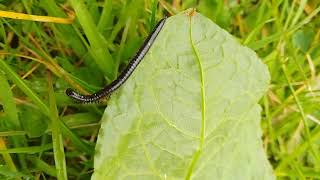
{"left": 0, "top": 144, "right": 52, "bottom": 154}
{"left": 0, "top": 131, "right": 27, "bottom": 137}
{"left": 59, "top": 121, "right": 94, "bottom": 154}
{"left": 97, "top": 0, "right": 113, "bottom": 34}
{"left": 289, "top": 0, "right": 307, "bottom": 28}
{"left": 69, "top": 0, "right": 115, "bottom": 79}
{"left": 30, "top": 156, "right": 57, "bottom": 177}
{"left": 149, "top": 0, "right": 158, "bottom": 31}
{"left": 0, "top": 138, "right": 20, "bottom": 179}
{"left": 48, "top": 72, "right": 68, "bottom": 180}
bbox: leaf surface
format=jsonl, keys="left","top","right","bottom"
{"left": 92, "top": 9, "right": 274, "bottom": 180}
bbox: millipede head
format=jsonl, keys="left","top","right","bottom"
{"left": 65, "top": 88, "right": 76, "bottom": 96}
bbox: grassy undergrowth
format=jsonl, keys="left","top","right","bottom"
{"left": 0, "top": 0, "right": 319, "bottom": 179}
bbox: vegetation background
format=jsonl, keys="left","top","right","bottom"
{"left": 0, "top": 0, "right": 319, "bottom": 179}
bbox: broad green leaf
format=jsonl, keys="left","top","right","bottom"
{"left": 92, "top": 9, "right": 274, "bottom": 180}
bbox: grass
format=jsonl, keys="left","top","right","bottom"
{"left": 0, "top": 0, "right": 319, "bottom": 179}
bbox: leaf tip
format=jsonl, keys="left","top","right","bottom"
{"left": 185, "top": 8, "right": 197, "bottom": 17}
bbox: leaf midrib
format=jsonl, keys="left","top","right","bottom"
{"left": 185, "top": 14, "right": 206, "bottom": 179}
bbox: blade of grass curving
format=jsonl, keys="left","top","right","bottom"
{"left": 67, "top": 72, "right": 102, "bottom": 92}
{"left": 289, "top": 0, "right": 307, "bottom": 29}
{"left": 29, "top": 156, "right": 57, "bottom": 177}
{"left": 278, "top": 0, "right": 288, "bottom": 30}
{"left": 0, "top": 20, "right": 7, "bottom": 47}
{"left": 114, "top": 18, "right": 131, "bottom": 75}
{"left": 86, "top": 0, "right": 100, "bottom": 23}
{"left": 59, "top": 121, "right": 95, "bottom": 154}
{"left": 0, "top": 10, "right": 73, "bottom": 24}
{"left": 68, "top": 0, "right": 115, "bottom": 79}
{"left": 97, "top": 0, "right": 113, "bottom": 34}
{"left": 149, "top": 0, "right": 158, "bottom": 32}
{"left": 243, "top": 18, "right": 275, "bottom": 45}
{"left": 0, "top": 138, "right": 20, "bottom": 179}
{"left": 47, "top": 71, "right": 67, "bottom": 180}
{"left": 0, "top": 144, "right": 52, "bottom": 154}
{"left": 263, "top": 95, "right": 277, "bottom": 154}
{"left": 248, "top": 32, "right": 282, "bottom": 50}
{"left": 0, "top": 131, "right": 27, "bottom": 137}
{"left": 255, "top": 0, "right": 268, "bottom": 26}
{"left": 283, "top": 0, "right": 296, "bottom": 30}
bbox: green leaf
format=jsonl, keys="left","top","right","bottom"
{"left": 92, "top": 9, "right": 274, "bottom": 179}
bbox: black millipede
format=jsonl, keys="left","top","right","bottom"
{"left": 66, "top": 17, "right": 167, "bottom": 103}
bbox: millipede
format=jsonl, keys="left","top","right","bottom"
{"left": 66, "top": 17, "right": 167, "bottom": 103}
